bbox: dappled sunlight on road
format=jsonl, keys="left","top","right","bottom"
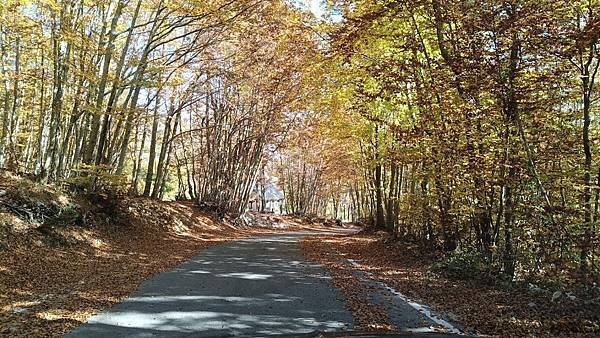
{"left": 66, "top": 233, "right": 355, "bottom": 337}
{"left": 84, "top": 309, "right": 349, "bottom": 336}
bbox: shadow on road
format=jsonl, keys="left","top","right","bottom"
{"left": 65, "top": 233, "right": 355, "bottom": 337}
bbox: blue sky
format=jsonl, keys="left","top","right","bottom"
{"left": 291, "top": 0, "right": 325, "bottom": 18}
{"left": 306, "top": 0, "right": 325, "bottom": 17}
{"left": 300, "top": 0, "right": 342, "bottom": 22}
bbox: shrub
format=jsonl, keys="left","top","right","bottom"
{"left": 67, "top": 165, "right": 128, "bottom": 195}
{"left": 44, "top": 203, "right": 83, "bottom": 228}
{"left": 433, "top": 248, "right": 486, "bottom": 279}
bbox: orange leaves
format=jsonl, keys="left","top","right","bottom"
{"left": 301, "top": 235, "right": 396, "bottom": 331}
{"left": 302, "top": 231, "right": 600, "bottom": 336}
{"left": 0, "top": 194, "right": 255, "bottom": 337}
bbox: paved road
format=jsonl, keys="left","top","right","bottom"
{"left": 66, "top": 231, "right": 356, "bottom": 337}
{"left": 66, "top": 230, "right": 461, "bottom": 338}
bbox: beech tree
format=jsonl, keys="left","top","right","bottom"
{"left": 0, "top": 0, "right": 316, "bottom": 211}
{"left": 305, "top": 0, "right": 600, "bottom": 280}
{"left": 1, "top": 0, "right": 598, "bottom": 282}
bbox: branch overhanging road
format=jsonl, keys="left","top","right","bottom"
{"left": 65, "top": 229, "right": 461, "bottom": 337}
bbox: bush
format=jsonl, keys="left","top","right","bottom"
{"left": 44, "top": 203, "right": 83, "bottom": 228}
{"left": 433, "top": 248, "right": 486, "bottom": 279}
{"left": 67, "top": 165, "right": 128, "bottom": 195}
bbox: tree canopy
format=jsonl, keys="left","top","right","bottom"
{"left": 1, "top": 0, "right": 599, "bottom": 282}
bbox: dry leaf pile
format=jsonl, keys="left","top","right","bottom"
{"left": 301, "top": 232, "right": 600, "bottom": 337}
{"left": 301, "top": 236, "right": 395, "bottom": 332}
{"left": 0, "top": 173, "right": 312, "bottom": 337}
{"left": 0, "top": 200, "right": 250, "bottom": 337}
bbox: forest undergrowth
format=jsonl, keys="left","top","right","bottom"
{"left": 301, "top": 230, "right": 600, "bottom": 337}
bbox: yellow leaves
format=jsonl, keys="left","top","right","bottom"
{"left": 36, "top": 0, "right": 62, "bottom": 12}
{"left": 36, "top": 309, "right": 89, "bottom": 322}
{"left": 363, "top": 76, "right": 382, "bottom": 95}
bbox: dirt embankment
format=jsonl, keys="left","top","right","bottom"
{"left": 0, "top": 171, "right": 273, "bottom": 337}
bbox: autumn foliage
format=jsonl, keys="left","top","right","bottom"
{"left": 276, "top": 0, "right": 600, "bottom": 284}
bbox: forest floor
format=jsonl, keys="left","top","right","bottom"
{"left": 301, "top": 231, "right": 600, "bottom": 337}
{"left": 2, "top": 171, "right": 598, "bottom": 337}
{"left": 0, "top": 171, "right": 336, "bottom": 337}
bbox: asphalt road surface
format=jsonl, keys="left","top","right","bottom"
{"left": 66, "top": 230, "right": 454, "bottom": 338}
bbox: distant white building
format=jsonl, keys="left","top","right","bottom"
{"left": 247, "top": 182, "right": 285, "bottom": 214}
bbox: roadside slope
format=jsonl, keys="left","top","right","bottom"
{"left": 301, "top": 231, "right": 600, "bottom": 336}
{"left": 0, "top": 172, "right": 257, "bottom": 337}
